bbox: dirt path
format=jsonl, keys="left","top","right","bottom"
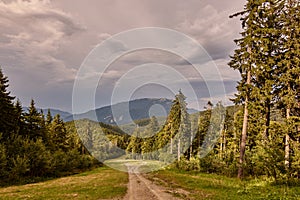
{"left": 122, "top": 164, "right": 182, "bottom": 200}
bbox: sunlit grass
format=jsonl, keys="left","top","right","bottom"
{"left": 149, "top": 168, "right": 300, "bottom": 200}
{"left": 0, "top": 167, "right": 128, "bottom": 200}
{"left": 104, "top": 157, "right": 167, "bottom": 173}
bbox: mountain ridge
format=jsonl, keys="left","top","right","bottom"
{"left": 25, "top": 98, "right": 198, "bottom": 123}
{"left": 65, "top": 98, "right": 198, "bottom": 124}
{"left": 23, "top": 107, "right": 72, "bottom": 120}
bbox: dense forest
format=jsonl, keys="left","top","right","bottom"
{"left": 228, "top": 0, "right": 300, "bottom": 179}
{"left": 0, "top": 68, "right": 101, "bottom": 185}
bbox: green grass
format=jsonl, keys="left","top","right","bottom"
{"left": 0, "top": 167, "right": 128, "bottom": 200}
{"left": 2, "top": 162, "right": 299, "bottom": 200}
{"left": 104, "top": 157, "right": 167, "bottom": 173}
{"left": 148, "top": 168, "right": 300, "bottom": 200}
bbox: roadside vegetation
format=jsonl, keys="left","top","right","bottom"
{"left": 149, "top": 168, "right": 300, "bottom": 200}
{"left": 0, "top": 167, "right": 128, "bottom": 200}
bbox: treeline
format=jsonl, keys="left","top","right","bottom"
{"left": 65, "top": 120, "right": 130, "bottom": 161}
{"left": 112, "top": 92, "right": 232, "bottom": 175}
{"left": 0, "top": 69, "right": 98, "bottom": 185}
{"left": 228, "top": 0, "right": 300, "bottom": 179}
{"left": 65, "top": 87, "right": 299, "bottom": 181}
{"left": 111, "top": 90, "right": 299, "bottom": 181}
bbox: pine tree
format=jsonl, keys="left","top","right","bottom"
{"left": 195, "top": 102, "right": 212, "bottom": 158}
{"left": 46, "top": 109, "right": 53, "bottom": 125}
{"left": 176, "top": 90, "right": 191, "bottom": 161}
{"left": 276, "top": 0, "right": 300, "bottom": 173}
{"left": 0, "top": 68, "right": 17, "bottom": 139}
{"left": 14, "top": 99, "right": 25, "bottom": 135}
{"left": 24, "top": 99, "right": 45, "bottom": 140}
{"left": 149, "top": 116, "right": 159, "bottom": 133}
{"left": 126, "top": 127, "right": 143, "bottom": 159}
{"left": 0, "top": 133, "right": 7, "bottom": 178}
{"left": 48, "top": 114, "right": 68, "bottom": 151}
{"left": 229, "top": 0, "right": 284, "bottom": 178}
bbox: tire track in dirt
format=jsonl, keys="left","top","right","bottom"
{"left": 123, "top": 164, "right": 181, "bottom": 200}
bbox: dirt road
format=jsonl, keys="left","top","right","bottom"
{"left": 122, "top": 164, "right": 182, "bottom": 200}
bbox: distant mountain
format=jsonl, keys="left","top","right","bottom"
{"left": 23, "top": 98, "right": 198, "bottom": 123}
{"left": 23, "top": 107, "right": 72, "bottom": 120}
{"left": 65, "top": 98, "right": 198, "bottom": 124}
{"left": 187, "top": 108, "right": 199, "bottom": 114}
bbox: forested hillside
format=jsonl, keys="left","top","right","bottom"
{"left": 0, "top": 69, "right": 99, "bottom": 185}
{"left": 66, "top": 86, "right": 299, "bottom": 181}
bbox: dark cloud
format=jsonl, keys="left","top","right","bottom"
{"left": 0, "top": 0, "right": 246, "bottom": 112}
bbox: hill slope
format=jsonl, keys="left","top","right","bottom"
{"left": 65, "top": 98, "right": 197, "bottom": 124}
{"left": 23, "top": 107, "right": 71, "bottom": 120}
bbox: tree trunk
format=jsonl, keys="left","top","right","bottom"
{"left": 189, "top": 133, "right": 193, "bottom": 160}
{"left": 224, "top": 129, "right": 227, "bottom": 152}
{"left": 285, "top": 107, "right": 290, "bottom": 170}
{"left": 170, "top": 138, "right": 173, "bottom": 154}
{"left": 264, "top": 100, "right": 271, "bottom": 140}
{"left": 238, "top": 69, "right": 251, "bottom": 179}
{"left": 220, "top": 137, "right": 223, "bottom": 158}
{"left": 220, "top": 115, "right": 225, "bottom": 158}
{"left": 177, "top": 139, "right": 181, "bottom": 162}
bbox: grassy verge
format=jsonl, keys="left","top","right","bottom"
{"left": 0, "top": 167, "right": 128, "bottom": 200}
{"left": 148, "top": 168, "right": 300, "bottom": 200}
{"left": 104, "top": 158, "right": 167, "bottom": 173}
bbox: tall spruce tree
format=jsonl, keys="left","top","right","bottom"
{"left": 229, "top": 0, "right": 283, "bottom": 178}
{"left": 195, "top": 102, "right": 212, "bottom": 158}
{"left": 24, "top": 99, "right": 45, "bottom": 140}
{"left": 0, "top": 68, "right": 17, "bottom": 139}
{"left": 176, "top": 90, "right": 191, "bottom": 161}
{"left": 229, "top": 1, "right": 258, "bottom": 179}
{"left": 46, "top": 109, "right": 53, "bottom": 125}
{"left": 48, "top": 114, "right": 68, "bottom": 151}
{"left": 14, "top": 99, "right": 26, "bottom": 136}
{"left": 276, "top": 0, "right": 300, "bottom": 172}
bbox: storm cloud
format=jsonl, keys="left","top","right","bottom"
{"left": 0, "top": 0, "right": 245, "bottom": 112}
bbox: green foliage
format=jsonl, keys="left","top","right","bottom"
{"left": 175, "top": 157, "right": 201, "bottom": 171}
{"left": 9, "top": 155, "right": 30, "bottom": 182}
{"left": 151, "top": 168, "right": 300, "bottom": 200}
{"left": 0, "top": 134, "right": 7, "bottom": 178}
{"left": 0, "top": 68, "right": 17, "bottom": 139}
{"left": 226, "top": 0, "right": 300, "bottom": 179}
{"left": 48, "top": 114, "right": 69, "bottom": 151}
{"left": 0, "top": 70, "right": 99, "bottom": 185}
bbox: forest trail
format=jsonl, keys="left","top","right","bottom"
{"left": 122, "top": 164, "right": 182, "bottom": 200}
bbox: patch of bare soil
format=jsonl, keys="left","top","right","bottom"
{"left": 122, "top": 164, "right": 186, "bottom": 200}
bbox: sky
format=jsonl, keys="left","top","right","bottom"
{"left": 0, "top": 0, "right": 246, "bottom": 113}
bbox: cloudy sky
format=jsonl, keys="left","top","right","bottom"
{"left": 0, "top": 0, "right": 246, "bottom": 113}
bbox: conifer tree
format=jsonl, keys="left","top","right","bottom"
{"left": 0, "top": 68, "right": 17, "bottom": 139}
{"left": 0, "top": 133, "right": 7, "bottom": 178}
{"left": 24, "top": 99, "right": 45, "bottom": 140}
{"left": 276, "top": 0, "right": 300, "bottom": 172}
{"left": 176, "top": 90, "right": 191, "bottom": 161}
{"left": 46, "top": 109, "right": 53, "bottom": 125}
{"left": 14, "top": 99, "right": 25, "bottom": 135}
{"left": 229, "top": 2, "right": 255, "bottom": 177}
{"left": 149, "top": 116, "right": 159, "bottom": 133}
{"left": 48, "top": 114, "right": 68, "bottom": 151}
{"left": 229, "top": 0, "right": 284, "bottom": 178}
